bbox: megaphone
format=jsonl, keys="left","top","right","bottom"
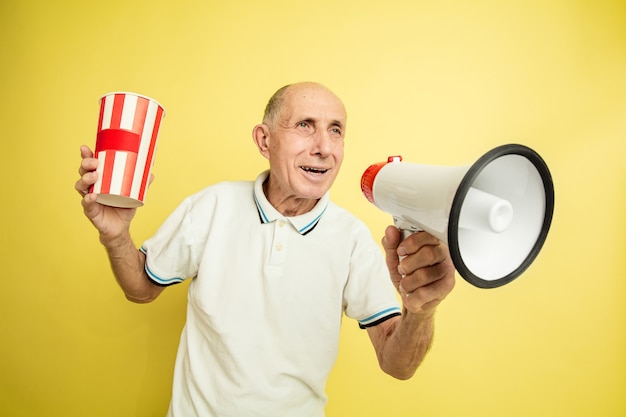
{"left": 361, "top": 144, "right": 554, "bottom": 289}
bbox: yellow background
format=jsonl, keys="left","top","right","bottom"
{"left": 1, "top": 0, "right": 624, "bottom": 416}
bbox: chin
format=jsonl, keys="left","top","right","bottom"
{"left": 298, "top": 186, "right": 330, "bottom": 201}
{"left": 295, "top": 175, "right": 336, "bottom": 199}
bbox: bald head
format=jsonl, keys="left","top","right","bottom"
{"left": 262, "top": 82, "right": 346, "bottom": 132}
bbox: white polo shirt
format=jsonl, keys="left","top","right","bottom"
{"left": 141, "top": 171, "right": 401, "bottom": 417}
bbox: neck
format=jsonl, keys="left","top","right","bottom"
{"left": 263, "top": 177, "right": 319, "bottom": 217}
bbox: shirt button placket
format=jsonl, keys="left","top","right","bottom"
{"left": 269, "top": 219, "right": 288, "bottom": 265}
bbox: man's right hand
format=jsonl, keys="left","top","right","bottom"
{"left": 75, "top": 145, "right": 137, "bottom": 243}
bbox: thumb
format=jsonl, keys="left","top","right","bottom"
{"left": 381, "top": 225, "right": 402, "bottom": 289}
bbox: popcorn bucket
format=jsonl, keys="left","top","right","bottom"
{"left": 91, "top": 92, "right": 165, "bottom": 208}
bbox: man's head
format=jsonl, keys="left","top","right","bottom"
{"left": 253, "top": 82, "right": 347, "bottom": 216}
{"left": 261, "top": 84, "right": 292, "bottom": 132}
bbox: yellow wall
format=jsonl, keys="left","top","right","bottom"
{"left": 1, "top": 0, "right": 624, "bottom": 415}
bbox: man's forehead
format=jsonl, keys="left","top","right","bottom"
{"left": 282, "top": 86, "right": 346, "bottom": 123}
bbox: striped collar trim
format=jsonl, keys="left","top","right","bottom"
{"left": 253, "top": 171, "right": 329, "bottom": 236}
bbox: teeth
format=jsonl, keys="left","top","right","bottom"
{"left": 302, "top": 167, "right": 327, "bottom": 173}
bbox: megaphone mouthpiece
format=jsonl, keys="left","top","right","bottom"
{"left": 458, "top": 187, "right": 514, "bottom": 234}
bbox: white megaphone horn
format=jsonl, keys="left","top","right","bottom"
{"left": 361, "top": 144, "right": 555, "bottom": 289}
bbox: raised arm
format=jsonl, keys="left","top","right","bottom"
{"left": 75, "top": 145, "right": 164, "bottom": 303}
{"left": 367, "top": 226, "right": 455, "bottom": 379}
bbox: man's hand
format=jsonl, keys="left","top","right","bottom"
{"left": 75, "top": 145, "right": 137, "bottom": 242}
{"left": 382, "top": 225, "right": 455, "bottom": 314}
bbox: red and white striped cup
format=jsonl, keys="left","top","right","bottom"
{"left": 91, "top": 92, "right": 165, "bottom": 208}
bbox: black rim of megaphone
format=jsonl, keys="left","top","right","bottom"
{"left": 447, "top": 144, "right": 555, "bottom": 289}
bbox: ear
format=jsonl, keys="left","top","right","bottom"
{"left": 252, "top": 124, "right": 271, "bottom": 160}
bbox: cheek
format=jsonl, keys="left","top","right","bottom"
{"left": 268, "top": 146, "right": 297, "bottom": 171}
{"left": 334, "top": 143, "right": 345, "bottom": 163}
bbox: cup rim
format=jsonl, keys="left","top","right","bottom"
{"left": 100, "top": 91, "right": 165, "bottom": 113}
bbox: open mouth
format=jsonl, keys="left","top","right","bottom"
{"left": 301, "top": 166, "right": 329, "bottom": 174}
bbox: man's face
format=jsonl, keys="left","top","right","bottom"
{"left": 264, "top": 84, "right": 346, "bottom": 205}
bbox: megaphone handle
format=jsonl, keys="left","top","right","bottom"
{"left": 400, "top": 229, "right": 414, "bottom": 241}
{"left": 393, "top": 223, "right": 416, "bottom": 278}
{"left": 393, "top": 217, "right": 421, "bottom": 242}
{"left": 393, "top": 218, "right": 422, "bottom": 275}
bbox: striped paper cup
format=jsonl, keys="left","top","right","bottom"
{"left": 91, "top": 92, "right": 165, "bottom": 208}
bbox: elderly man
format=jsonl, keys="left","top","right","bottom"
{"left": 75, "top": 82, "right": 455, "bottom": 416}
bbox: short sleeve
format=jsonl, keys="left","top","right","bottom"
{"left": 343, "top": 223, "right": 401, "bottom": 328}
{"left": 140, "top": 197, "right": 200, "bottom": 286}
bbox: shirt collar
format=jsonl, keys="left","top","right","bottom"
{"left": 253, "top": 171, "right": 329, "bottom": 235}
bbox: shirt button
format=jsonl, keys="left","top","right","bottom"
{"left": 278, "top": 220, "right": 286, "bottom": 227}
{"left": 275, "top": 243, "right": 283, "bottom": 251}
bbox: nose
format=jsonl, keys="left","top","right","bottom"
{"left": 312, "top": 130, "right": 332, "bottom": 157}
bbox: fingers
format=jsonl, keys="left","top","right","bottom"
{"left": 80, "top": 144, "right": 94, "bottom": 159}
{"left": 396, "top": 233, "right": 456, "bottom": 314}
{"left": 400, "top": 272, "right": 455, "bottom": 313}
{"left": 397, "top": 232, "right": 447, "bottom": 275}
{"left": 381, "top": 226, "right": 401, "bottom": 261}
{"left": 75, "top": 172, "right": 97, "bottom": 197}
{"left": 76, "top": 145, "right": 98, "bottom": 197}
{"left": 399, "top": 260, "right": 455, "bottom": 313}
{"left": 399, "top": 248, "right": 454, "bottom": 293}
{"left": 81, "top": 190, "right": 103, "bottom": 220}
{"left": 78, "top": 147, "right": 98, "bottom": 175}
{"left": 381, "top": 226, "right": 403, "bottom": 289}
{"left": 397, "top": 230, "right": 441, "bottom": 258}
{"left": 75, "top": 165, "right": 97, "bottom": 197}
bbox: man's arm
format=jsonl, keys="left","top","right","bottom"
{"left": 367, "top": 226, "right": 455, "bottom": 379}
{"left": 99, "top": 232, "right": 164, "bottom": 303}
{"left": 76, "top": 145, "right": 164, "bottom": 303}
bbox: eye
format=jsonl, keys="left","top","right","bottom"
{"left": 296, "top": 120, "right": 314, "bottom": 135}
{"left": 329, "top": 126, "right": 343, "bottom": 137}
